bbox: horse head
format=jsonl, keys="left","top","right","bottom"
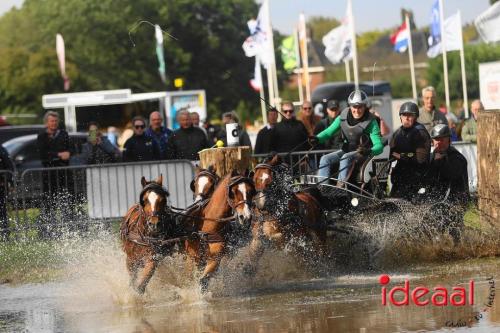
{"left": 253, "top": 153, "right": 282, "bottom": 210}
{"left": 228, "top": 169, "right": 256, "bottom": 227}
{"left": 190, "top": 165, "right": 219, "bottom": 202}
{"left": 140, "top": 174, "right": 170, "bottom": 234}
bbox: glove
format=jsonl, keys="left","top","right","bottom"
{"left": 356, "top": 146, "right": 371, "bottom": 157}
{"left": 308, "top": 136, "right": 319, "bottom": 146}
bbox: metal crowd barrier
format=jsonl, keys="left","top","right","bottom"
{"left": 1, "top": 160, "right": 195, "bottom": 238}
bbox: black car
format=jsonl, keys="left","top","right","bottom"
{"left": 3, "top": 133, "right": 87, "bottom": 172}
{"left": 0, "top": 125, "right": 46, "bottom": 145}
{"left": 3, "top": 133, "right": 88, "bottom": 207}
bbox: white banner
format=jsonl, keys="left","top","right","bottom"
{"left": 475, "top": 2, "right": 500, "bottom": 43}
{"left": 479, "top": 61, "right": 500, "bottom": 110}
{"left": 322, "top": 1, "right": 352, "bottom": 64}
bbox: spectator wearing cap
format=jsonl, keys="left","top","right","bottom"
{"left": 461, "top": 99, "right": 483, "bottom": 143}
{"left": 145, "top": 111, "right": 173, "bottom": 159}
{"left": 298, "top": 100, "right": 322, "bottom": 136}
{"left": 418, "top": 86, "right": 448, "bottom": 134}
{"left": 255, "top": 107, "right": 278, "bottom": 154}
{"left": 166, "top": 109, "right": 209, "bottom": 160}
{"left": 123, "top": 116, "right": 161, "bottom": 162}
{"left": 314, "top": 100, "right": 342, "bottom": 151}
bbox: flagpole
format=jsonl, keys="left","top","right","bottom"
{"left": 265, "top": 0, "right": 280, "bottom": 108}
{"left": 294, "top": 28, "right": 304, "bottom": 102}
{"left": 263, "top": 0, "right": 276, "bottom": 110}
{"left": 457, "top": 10, "right": 469, "bottom": 119}
{"left": 299, "top": 13, "right": 311, "bottom": 101}
{"left": 348, "top": 0, "right": 359, "bottom": 89}
{"left": 439, "top": 0, "right": 450, "bottom": 111}
{"left": 256, "top": 56, "right": 268, "bottom": 124}
{"left": 405, "top": 14, "right": 417, "bottom": 100}
{"left": 345, "top": 60, "right": 351, "bottom": 82}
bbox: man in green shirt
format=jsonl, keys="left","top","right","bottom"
{"left": 309, "top": 90, "right": 384, "bottom": 185}
{"left": 461, "top": 99, "right": 483, "bottom": 143}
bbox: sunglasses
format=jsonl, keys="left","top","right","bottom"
{"left": 135, "top": 124, "right": 145, "bottom": 129}
{"left": 303, "top": 107, "right": 312, "bottom": 110}
{"left": 282, "top": 109, "right": 294, "bottom": 114}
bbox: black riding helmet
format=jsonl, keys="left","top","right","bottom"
{"left": 430, "top": 124, "right": 451, "bottom": 139}
{"left": 399, "top": 101, "right": 419, "bottom": 117}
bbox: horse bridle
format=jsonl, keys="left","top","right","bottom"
{"left": 227, "top": 176, "right": 255, "bottom": 211}
{"left": 253, "top": 163, "right": 275, "bottom": 200}
{"left": 139, "top": 183, "right": 171, "bottom": 223}
{"left": 190, "top": 169, "right": 220, "bottom": 200}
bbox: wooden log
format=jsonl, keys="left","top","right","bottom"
{"left": 198, "top": 146, "right": 252, "bottom": 178}
{"left": 477, "top": 110, "right": 500, "bottom": 226}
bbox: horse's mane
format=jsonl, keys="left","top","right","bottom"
{"left": 208, "top": 173, "right": 231, "bottom": 203}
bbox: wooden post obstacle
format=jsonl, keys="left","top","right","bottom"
{"left": 198, "top": 146, "right": 252, "bottom": 178}
{"left": 477, "top": 110, "right": 500, "bottom": 226}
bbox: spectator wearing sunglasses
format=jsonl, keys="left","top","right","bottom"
{"left": 298, "top": 101, "right": 321, "bottom": 136}
{"left": 123, "top": 116, "right": 161, "bottom": 162}
{"left": 270, "top": 101, "right": 309, "bottom": 154}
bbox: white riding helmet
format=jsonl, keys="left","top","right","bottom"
{"left": 348, "top": 90, "right": 368, "bottom": 106}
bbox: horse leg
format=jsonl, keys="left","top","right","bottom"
{"left": 126, "top": 256, "right": 139, "bottom": 288}
{"left": 134, "top": 256, "right": 158, "bottom": 294}
{"left": 199, "top": 242, "right": 224, "bottom": 292}
{"left": 185, "top": 239, "right": 203, "bottom": 278}
{"left": 244, "top": 227, "right": 264, "bottom": 277}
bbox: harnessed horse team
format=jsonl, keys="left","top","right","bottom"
{"left": 120, "top": 154, "right": 331, "bottom": 294}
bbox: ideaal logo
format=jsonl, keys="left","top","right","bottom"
{"left": 379, "top": 274, "right": 474, "bottom": 306}
{"left": 378, "top": 275, "right": 496, "bottom": 328}
{"left": 446, "top": 276, "right": 495, "bottom": 328}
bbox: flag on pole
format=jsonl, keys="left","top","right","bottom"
{"left": 250, "top": 57, "right": 263, "bottom": 91}
{"left": 427, "top": 11, "right": 462, "bottom": 58}
{"left": 155, "top": 24, "right": 167, "bottom": 83}
{"left": 242, "top": 2, "right": 273, "bottom": 69}
{"left": 475, "top": 2, "right": 500, "bottom": 43}
{"left": 390, "top": 21, "right": 409, "bottom": 53}
{"left": 56, "top": 34, "right": 70, "bottom": 91}
{"left": 322, "top": 6, "right": 352, "bottom": 64}
{"left": 280, "top": 35, "right": 298, "bottom": 72}
{"left": 427, "top": 0, "right": 441, "bottom": 58}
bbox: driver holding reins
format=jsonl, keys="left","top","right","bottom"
{"left": 309, "top": 90, "right": 384, "bottom": 186}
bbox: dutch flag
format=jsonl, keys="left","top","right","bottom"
{"left": 390, "top": 21, "right": 409, "bottom": 53}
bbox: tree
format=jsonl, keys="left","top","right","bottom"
{"left": 426, "top": 43, "right": 500, "bottom": 102}
{"left": 307, "top": 16, "right": 340, "bottom": 44}
{"left": 0, "top": 0, "right": 259, "bottom": 122}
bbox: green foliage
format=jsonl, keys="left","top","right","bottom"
{"left": 390, "top": 74, "right": 414, "bottom": 99}
{"left": 426, "top": 43, "right": 500, "bottom": 101}
{"left": 357, "top": 29, "right": 392, "bottom": 52}
{"left": 307, "top": 16, "right": 340, "bottom": 43}
{"left": 0, "top": 0, "right": 259, "bottom": 122}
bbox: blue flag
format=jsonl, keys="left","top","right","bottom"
{"left": 427, "top": 0, "right": 441, "bottom": 57}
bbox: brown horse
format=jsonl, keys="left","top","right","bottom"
{"left": 190, "top": 165, "right": 219, "bottom": 203}
{"left": 185, "top": 169, "right": 256, "bottom": 291}
{"left": 120, "top": 175, "right": 174, "bottom": 294}
{"left": 248, "top": 154, "right": 326, "bottom": 272}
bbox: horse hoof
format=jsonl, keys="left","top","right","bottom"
{"left": 200, "top": 277, "right": 209, "bottom": 293}
{"left": 243, "top": 264, "right": 257, "bottom": 278}
{"left": 134, "top": 285, "right": 146, "bottom": 295}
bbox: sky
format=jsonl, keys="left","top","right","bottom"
{"left": 0, "top": 0, "right": 492, "bottom": 33}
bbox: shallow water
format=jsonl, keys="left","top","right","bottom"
{"left": 0, "top": 233, "right": 499, "bottom": 333}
